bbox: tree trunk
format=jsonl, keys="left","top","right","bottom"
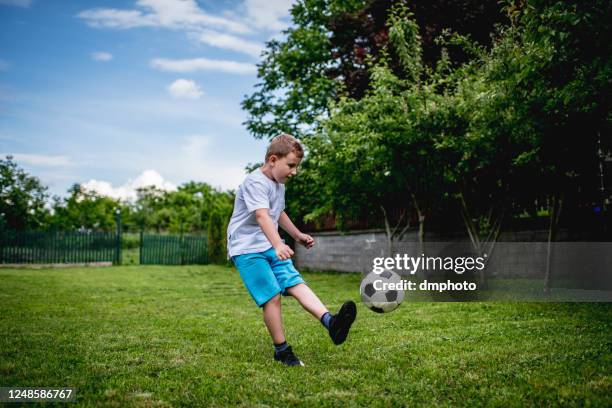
{"left": 544, "top": 193, "right": 563, "bottom": 294}
{"left": 459, "top": 192, "right": 506, "bottom": 289}
{"left": 459, "top": 192, "right": 481, "bottom": 254}
{"left": 410, "top": 192, "right": 426, "bottom": 273}
{"left": 417, "top": 213, "right": 426, "bottom": 256}
{"left": 381, "top": 206, "right": 394, "bottom": 257}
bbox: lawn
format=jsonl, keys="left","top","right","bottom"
{"left": 1, "top": 265, "right": 610, "bottom": 407}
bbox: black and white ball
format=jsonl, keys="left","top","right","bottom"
{"left": 360, "top": 270, "right": 405, "bottom": 313}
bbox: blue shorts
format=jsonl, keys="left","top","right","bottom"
{"left": 231, "top": 247, "right": 305, "bottom": 307}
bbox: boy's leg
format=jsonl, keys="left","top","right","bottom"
{"left": 286, "top": 283, "right": 357, "bottom": 345}
{"left": 269, "top": 251, "right": 356, "bottom": 345}
{"left": 232, "top": 251, "right": 304, "bottom": 366}
{"left": 263, "top": 293, "right": 305, "bottom": 366}
{"left": 285, "top": 283, "right": 328, "bottom": 320}
{"left": 262, "top": 293, "right": 285, "bottom": 344}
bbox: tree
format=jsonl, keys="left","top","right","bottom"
{"left": 245, "top": 0, "right": 508, "bottom": 231}
{"left": 304, "top": 5, "right": 449, "bottom": 256}
{"left": 485, "top": 0, "right": 612, "bottom": 291}
{"left": 242, "top": 0, "right": 506, "bottom": 141}
{"left": 301, "top": 0, "right": 612, "bottom": 286}
{"left": 0, "top": 155, "right": 49, "bottom": 230}
{"left": 175, "top": 181, "right": 228, "bottom": 233}
{"left": 129, "top": 182, "right": 233, "bottom": 235}
{"left": 133, "top": 186, "right": 166, "bottom": 232}
{"left": 49, "top": 184, "right": 119, "bottom": 231}
{"left": 420, "top": 0, "right": 612, "bottom": 287}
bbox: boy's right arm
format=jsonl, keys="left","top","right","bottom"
{"left": 255, "top": 208, "right": 294, "bottom": 260}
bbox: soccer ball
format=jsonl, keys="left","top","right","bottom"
{"left": 360, "top": 270, "right": 405, "bottom": 313}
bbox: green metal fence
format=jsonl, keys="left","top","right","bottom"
{"left": 0, "top": 230, "right": 119, "bottom": 264}
{"left": 140, "top": 233, "right": 208, "bottom": 265}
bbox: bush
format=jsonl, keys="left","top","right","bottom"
{"left": 207, "top": 208, "right": 229, "bottom": 264}
{"left": 121, "top": 233, "right": 140, "bottom": 250}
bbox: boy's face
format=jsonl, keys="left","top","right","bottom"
{"left": 268, "top": 152, "right": 301, "bottom": 184}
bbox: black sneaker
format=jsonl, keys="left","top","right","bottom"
{"left": 274, "top": 346, "right": 305, "bottom": 366}
{"left": 328, "top": 300, "right": 357, "bottom": 345}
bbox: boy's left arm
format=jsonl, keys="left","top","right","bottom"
{"left": 278, "top": 211, "right": 314, "bottom": 249}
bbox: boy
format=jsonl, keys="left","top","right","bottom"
{"left": 227, "top": 134, "right": 357, "bottom": 366}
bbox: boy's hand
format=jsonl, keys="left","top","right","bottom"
{"left": 296, "top": 233, "right": 315, "bottom": 249}
{"left": 275, "top": 243, "right": 294, "bottom": 260}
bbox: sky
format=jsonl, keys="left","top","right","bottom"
{"left": 0, "top": 0, "right": 294, "bottom": 202}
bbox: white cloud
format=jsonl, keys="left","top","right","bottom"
{"left": 3, "top": 153, "right": 72, "bottom": 167}
{"left": 165, "top": 134, "right": 251, "bottom": 190}
{"left": 243, "top": 0, "right": 293, "bottom": 31}
{"left": 0, "top": 0, "right": 31, "bottom": 7}
{"left": 75, "top": 137, "right": 253, "bottom": 196}
{"left": 77, "top": 1, "right": 294, "bottom": 58}
{"left": 82, "top": 169, "right": 177, "bottom": 202}
{"left": 85, "top": 135, "right": 257, "bottom": 193}
{"left": 181, "top": 135, "right": 211, "bottom": 155}
{"left": 193, "top": 30, "right": 263, "bottom": 58}
{"left": 167, "top": 78, "right": 203, "bottom": 99}
{"left": 78, "top": 8, "right": 157, "bottom": 29}
{"left": 78, "top": 0, "right": 250, "bottom": 34}
{"left": 151, "top": 57, "right": 255, "bottom": 75}
{"left": 90, "top": 51, "right": 113, "bottom": 62}
{"left": 18, "top": 129, "right": 267, "bottom": 199}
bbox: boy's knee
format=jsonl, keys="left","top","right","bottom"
{"left": 265, "top": 293, "right": 281, "bottom": 306}
{"left": 285, "top": 283, "right": 303, "bottom": 294}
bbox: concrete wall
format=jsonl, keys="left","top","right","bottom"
{"left": 292, "top": 228, "right": 593, "bottom": 279}
{"left": 294, "top": 229, "right": 416, "bottom": 274}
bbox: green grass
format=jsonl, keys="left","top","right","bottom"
{"left": 121, "top": 248, "right": 140, "bottom": 265}
{"left": 1, "top": 265, "right": 610, "bottom": 407}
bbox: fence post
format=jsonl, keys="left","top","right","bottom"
{"left": 139, "top": 228, "right": 144, "bottom": 265}
{"left": 0, "top": 220, "right": 4, "bottom": 263}
{"left": 115, "top": 209, "right": 122, "bottom": 265}
{"left": 179, "top": 232, "right": 184, "bottom": 265}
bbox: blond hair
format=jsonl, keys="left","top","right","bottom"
{"left": 265, "top": 133, "right": 304, "bottom": 162}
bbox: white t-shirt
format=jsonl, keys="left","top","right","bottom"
{"left": 226, "top": 168, "right": 285, "bottom": 258}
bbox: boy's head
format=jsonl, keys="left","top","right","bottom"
{"left": 264, "top": 134, "right": 304, "bottom": 184}
{"left": 265, "top": 133, "right": 304, "bottom": 162}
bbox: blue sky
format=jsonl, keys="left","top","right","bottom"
{"left": 0, "top": 0, "right": 294, "bottom": 201}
